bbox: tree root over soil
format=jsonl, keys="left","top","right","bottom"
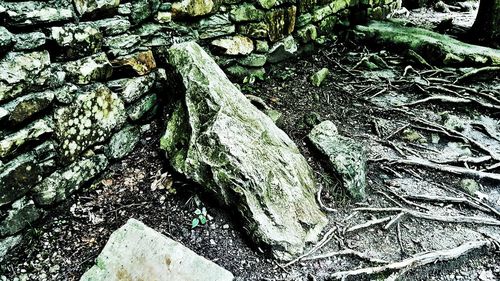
{"left": 330, "top": 240, "right": 492, "bottom": 280}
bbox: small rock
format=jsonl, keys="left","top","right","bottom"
{"left": 111, "top": 50, "right": 157, "bottom": 76}
{"left": 0, "top": 197, "right": 43, "bottom": 236}
{"left": 460, "top": 179, "right": 479, "bottom": 196}
{"left": 310, "top": 68, "right": 330, "bottom": 87}
{"left": 268, "top": 35, "right": 297, "bottom": 63}
{"left": 64, "top": 53, "right": 113, "bottom": 85}
{"left": 211, "top": 35, "right": 254, "bottom": 55}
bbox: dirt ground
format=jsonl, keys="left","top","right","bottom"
{"left": 1, "top": 11, "right": 500, "bottom": 281}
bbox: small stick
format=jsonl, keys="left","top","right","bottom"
{"left": 384, "top": 212, "right": 406, "bottom": 230}
{"left": 303, "top": 249, "right": 389, "bottom": 264}
{"left": 345, "top": 216, "right": 392, "bottom": 233}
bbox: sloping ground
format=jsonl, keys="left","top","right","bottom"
{"left": 1, "top": 41, "right": 500, "bottom": 280}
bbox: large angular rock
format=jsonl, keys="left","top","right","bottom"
{"left": 198, "top": 13, "right": 235, "bottom": 40}
{"left": 1, "top": 90, "right": 55, "bottom": 125}
{"left": 54, "top": 83, "right": 126, "bottom": 164}
{"left": 80, "top": 219, "right": 234, "bottom": 281}
{"left": 105, "top": 125, "right": 141, "bottom": 160}
{"left": 33, "top": 154, "right": 108, "bottom": 205}
{"left": 107, "top": 71, "right": 157, "bottom": 103}
{"left": 50, "top": 23, "right": 103, "bottom": 60}
{"left": 265, "top": 6, "right": 297, "bottom": 42}
{"left": 211, "top": 35, "right": 254, "bottom": 55}
{"left": 308, "top": 121, "right": 366, "bottom": 201}
{"left": 0, "top": 51, "right": 51, "bottom": 103}
{"left": 0, "top": 142, "right": 57, "bottom": 206}
{"left": 162, "top": 42, "right": 327, "bottom": 260}
{"left": 13, "top": 32, "right": 46, "bottom": 51}
{"left": 111, "top": 50, "right": 157, "bottom": 76}
{"left": 171, "top": 0, "right": 218, "bottom": 17}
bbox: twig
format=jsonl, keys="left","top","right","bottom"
{"left": 330, "top": 240, "right": 491, "bottom": 280}
{"left": 282, "top": 226, "right": 338, "bottom": 267}
{"left": 345, "top": 216, "right": 392, "bottom": 233}
{"left": 303, "top": 249, "right": 389, "bottom": 264}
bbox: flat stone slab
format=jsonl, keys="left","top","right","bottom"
{"left": 80, "top": 218, "right": 234, "bottom": 281}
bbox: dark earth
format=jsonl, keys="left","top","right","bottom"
{"left": 1, "top": 10, "right": 500, "bottom": 281}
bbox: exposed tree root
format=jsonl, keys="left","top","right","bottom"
{"left": 330, "top": 240, "right": 491, "bottom": 280}
{"left": 455, "top": 66, "right": 500, "bottom": 83}
{"left": 303, "top": 249, "right": 389, "bottom": 264}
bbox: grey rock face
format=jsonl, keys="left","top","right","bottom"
{"left": 107, "top": 71, "right": 157, "bottom": 103}
{"left": 93, "top": 17, "right": 132, "bottom": 36}
{"left": 268, "top": 35, "right": 297, "bottom": 63}
{"left": 162, "top": 41, "right": 327, "bottom": 260}
{"left": 2, "top": 1, "right": 74, "bottom": 27}
{"left": 74, "top": 0, "right": 120, "bottom": 17}
{"left": 198, "top": 13, "right": 235, "bottom": 40}
{"left": 0, "top": 142, "right": 57, "bottom": 206}
{"left": 54, "top": 83, "right": 126, "bottom": 164}
{"left": 64, "top": 53, "right": 113, "bottom": 84}
{"left": 105, "top": 125, "right": 141, "bottom": 159}
{"left": 127, "top": 93, "right": 158, "bottom": 121}
{"left": 0, "top": 235, "right": 22, "bottom": 262}
{"left": 0, "top": 197, "right": 43, "bottom": 237}
{"left": 1, "top": 90, "right": 55, "bottom": 125}
{"left": 80, "top": 219, "right": 234, "bottom": 281}
{"left": 308, "top": 121, "right": 367, "bottom": 201}
{"left": 13, "top": 32, "right": 46, "bottom": 51}
{"left": 0, "top": 27, "right": 14, "bottom": 54}
{"left": 50, "top": 23, "right": 104, "bottom": 60}
{"left": 129, "top": 0, "right": 161, "bottom": 25}
{"left": 0, "top": 51, "right": 51, "bottom": 103}
{"left": 33, "top": 154, "right": 108, "bottom": 205}
{"left": 0, "top": 118, "right": 54, "bottom": 159}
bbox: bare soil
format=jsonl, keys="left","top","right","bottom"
{"left": 1, "top": 27, "right": 500, "bottom": 281}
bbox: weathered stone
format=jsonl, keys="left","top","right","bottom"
{"left": 310, "top": 67, "right": 329, "bottom": 87}
{"left": 296, "top": 13, "right": 312, "bottom": 28}
{"left": 268, "top": 35, "right": 298, "bottom": 63}
{"left": 211, "top": 35, "right": 254, "bottom": 55}
{"left": 111, "top": 50, "right": 157, "bottom": 76}
{"left": 225, "top": 64, "right": 266, "bottom": 81}
{"left": 297, "top": 24, "right": 317, "bottom": 43}
{"left": 50, "top": 23, "right": 103, "bottom": 60}
{"left": 159, "top": 2, "right": 173, "bottom": 11}
{"left": 0, "top": 27, "right": 14, "bottom": 54}
{"left": 117, "top": 2, "right": 132, "bottom": 15}
{"left": 319, "top": 15, "right": 339, "bottom": 34}
{"left": 162, "top": 42, "right": 327, "bottom": 260}
{"left": 13, "top": 32, "right": 46, "bottom": 51}
{"left": 2, "top": 1, "right": 74, "bottom": 27}
{"left": 198, "top": 13, "right": 235, "bottom": 40}
{"left": 238, "top": 53, "right": 267, "bottom": 67}
{"left": 104, "top": 34, "right": 142, "bottom": 57}
{"left": 255, "top": 40, "right": 269, "bottom": 53}
{"left": 130, "top": 0, "right": 161, "bottom": 25}
{"left": 105, "top": 125, "right": 141, "bottom": 159}
{"left": 308, "top": 121, "right": 367, "bottom": 201}
{"left": 54, "top": 83, "right": 126, "bottom": 164}
{"left": 1, "top": 90, "right": 55, "bottom": 125}
{"left": 460, "top": 179, "right": 479, "bottom": 195}
{"left": 74, "top": 0, "right": 120, "bottom": 17}
{"left": 229, "top": 3, "right": 264, "bottom": 22}
{"left": 64, "top": 53, "right": 113, "bottom": 84}
{"left": 265, "top": 6, "right": 297, "bottom": 42}
{"left": 0, "top": 235, "right": 22, "bottom": 262}
{"left": 0, "top": 118, "right": 53, "bottom": 159}
{"left": 0, "top": 197, "right": 43, "bottom": 236}
{"left": 0, "top": 142, "right": 56, "bottom": 206}
{"left": 0, "top": 51, "right": 51, "bottom": 103}
{"left": 127, "top": 93, "right": 158, "bottom": 121}
{"left": 107, "top": 72, "right": 156, "bottom": 103}
{"left": 171, "top": 0, "right": 218, "bottom": 17}
{"left": 52, "top": 84, "right": 79, "bottom": 104}
{"left": 156, "top": 11, "right": 172, "bottom": 23}
{"left": 93, "top": 17, "right": 131, "bottom": 36}
{"left": 80, "top": 219, "right": 234, "bottom": 281}
{"left": 257, "top": 0, "right": 276, "bottom": 9}
{"left": 33, "top": 155, "right": 108, "bottom": 206}
{"left": 238, "top": 22, "right": 269, "bottom": 38}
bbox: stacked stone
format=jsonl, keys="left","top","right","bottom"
{"left": 0, "top": 0, "right": 168, "bottom": 258}
{"left": 0, "top": 0, "right": 399, "bottom": 259}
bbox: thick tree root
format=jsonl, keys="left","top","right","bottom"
{"left": 331, "top": 240, "right": 491, "bottom": 280}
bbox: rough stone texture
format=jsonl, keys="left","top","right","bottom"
{"left": 211, "top": 35, "right": 254, "bottom": 55}
{"left": 2, "top": 90, "right": 55, "bottom": 125}
{"left": 172, "top": 0, "right": 218, "bottom": 17}
{"left": 310, "top": 67, "right": 329, "bottom": 86}
{"left": 105, "top": 126, "right": 141, "bottom": 159}
{"left": 130, "top": 0, "right": 161, "bottom": 25}
{"left": 64, "top": 53, "right": 113, "bottom": 84}
{"left": 0, "top": 118, "right": 54, "bottom": 159}
{"left": 198, "top": 14, "right": 235, "bottom": 40}
{"left": 238, "top": 22, "right": 269, "bottom": 38}
{"left": 0, "top": 27, "right": 14, "bottom": 54}
{"left": 265, "top": 6, "right": 297, "bottom": 42}
{"left": 229, "top": 3, "right": 264, "bottom": 22}
{"left": 0, "top": 197, "right": 43, "bottom": 237}
{"left": 50, "top": 23, "right": 104, "bottom": 60}
{"left": 54, "top": 83, "right": 126, "bottom": 164}
{"left": 308, "top": 121, "right": 367, "bottom": 201}
{"left": 127, "top": 93, "right": 158, "bottom": 121}
{"left": 0, "top": 51, "right": 51, "bottom": 103}
{"left": 162, "top": 42, "right": 327, "bottom": 260}
{"left": 80, "top": 219, "right": 234, "bottom": 281}
{"left": 93, "top": 17, "right": 132, "bottom": 36}
{"left": 111, "top": 50, "right": 157, "bottom": 76}
{"left": 2, "top": 1, "right": 74, "bottom": 27}
{"left": 0, "top": 142, "right": 57, "bottom": 206}
{"left": 268, "top": 35, "right": 298, "bottom": 63}
{"left": 13, "top": 32, "right": 46, "bottom": 51}
{"left": 0, "top": 235, "right": 22, "bottom": 262}
{"left": 74, "top": 0, "right": 120, "bottom": 17}
{"left": 107, "top": 72, "right": 157, "bottom": 103}
{"left": 33, "top": 155, "right": 108, "bottom": 206}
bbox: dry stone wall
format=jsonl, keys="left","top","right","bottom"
{"left": 0, "top": 0, "right": 400, "bottom": 257}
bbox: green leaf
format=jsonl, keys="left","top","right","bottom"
{"left": 199, "top": 215, "right": 207, "bottom": 225}
{"left": 194, "top": 208, "right": 202, "bottom": 215}
{"left": 191, "top": 218, "right": 200, "bottom": 228}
